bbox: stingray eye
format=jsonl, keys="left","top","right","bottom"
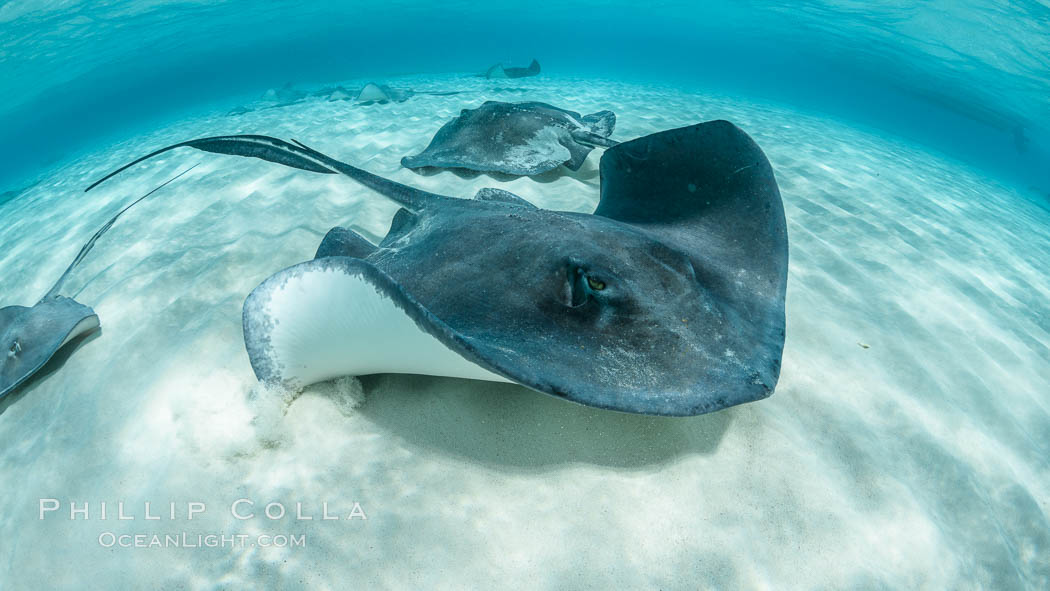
{"left": 565, "top": 264, "right": 608, "bottom": 308}
{"left": 8, "top": 340, "right": 20, "bottom": 358}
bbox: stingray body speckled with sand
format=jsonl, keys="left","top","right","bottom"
{"left": 86, "top": 121, "right": 787, "bottom": 416}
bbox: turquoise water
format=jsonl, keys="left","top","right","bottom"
{"left": 1, "top": 2, "right": 1049, "bottom": 590}
{"left": 1, "top": 1, "right": 1048, "bottom": 198}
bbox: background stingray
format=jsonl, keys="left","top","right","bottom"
{"left": 226, "top": 83, "right": 309, "bottom": 115}
{"left": 481, "top": 59, "right": 541, "bottom": 79}
{"left": 0, "top": 165, "right": 196, "bottom": 399}
{"left": 88, "top": 120, "right": 787, "bottom": 416}
{"left": 226, "top": 82, "right": 463, "bottom": 116}
{"left": 0, "top": 182, "right": 36, "bottom": 208}
{"left": 347, "top": 83, "right": 463, "bottom": 105}
{"left": 401, "top": 101, "right": 619, "bottom": 176}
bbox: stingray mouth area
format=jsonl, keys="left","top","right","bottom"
{"left": 242, "top": 257, "right": 511, "bottom": 391}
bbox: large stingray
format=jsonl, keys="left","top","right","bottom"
{"left": 86, "top": 120, "right": 787, "bottom": 416}
{"left": 481, "top": 59, "right": 541, "bottom": 79}
{"left": 1, "top": 166, "right": 196, "bottom": 399}
{"left": 401, "top": 101, "right": 619, "bottom": 176}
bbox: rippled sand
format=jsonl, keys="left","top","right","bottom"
{"left": 1, "top": 75, "right": 1048, "bottom": 589}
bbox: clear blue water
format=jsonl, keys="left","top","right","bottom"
{"left": 2, "top": 3, "right": 1050, "bottom": 589}
{"left": 1, "top": 1, "right": 1048, "bottom": 198}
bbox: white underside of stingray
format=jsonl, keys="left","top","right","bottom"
{"left": 243, "top": 259, "right": 509, "bottom": 390}
{"left": 62, "top": 315, "right": 101, "bottom": 348}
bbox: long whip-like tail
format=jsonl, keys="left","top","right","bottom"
{"left": 45, "top": 163, "right": 199, "bottom": 300}
{"left": 85, "top": 134, "right": 448, "bottom": 212}
{"left": 84, "top": 136, "right": 334, "bottom": 192}
{"left": 570, "top": 130, "right": 620, "bottom": 149}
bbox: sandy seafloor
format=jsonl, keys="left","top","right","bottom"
{"left": 1, "top": 74, "right": 1048, "bottom": 590}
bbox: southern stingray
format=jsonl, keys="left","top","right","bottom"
{"left": 350, "top": 83, "right": 462, "bottom": 105}
{"left": 87, "top": 120, "right": 788, "bottom": 416}
{"left": 1, "top": 165, "right": 196, "bottom": 399}
{"left": 227, "top": 83, "right": 463, "bottom": 116}
{"left": 481, "top": 59, "right": 541, "bottom": 79}
{"left": 263, "top": 83, "right": 308, "bottom": 104}
{"left": 401, "top": 101, "right": 619, "bottom": 176}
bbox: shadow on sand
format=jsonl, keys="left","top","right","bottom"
{"left": 356, "top": 373, "right": 734, "bottom": 472}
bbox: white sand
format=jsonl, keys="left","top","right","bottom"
{"left": 1, "top": 75, "right": 1048, "bottom": 589}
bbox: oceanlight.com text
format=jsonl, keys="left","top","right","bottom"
{"left": 98, "top": 532, "right": 307, "bottom": 549}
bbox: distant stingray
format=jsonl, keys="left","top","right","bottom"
{"left": 0, "top": 183, "right": 36, "bottom": 208}
{"left": 262, "top": 83, "right": 308, "bottom": 104}
{"left": 0, "top": 165, "right": 197, "bottom": 399}
{"left": 349, "top": 83, "right": 463, "bottom": 105}
{"left": 481, "top": 59, "right": 540, "bottom": 79}
{"left": 86, "top": 120, "right": 788, "bottom": 417}
{"left": 1013, "top": 124, "right": 1030, "bottom": 153}
{"left": 226, "top": 83, "right": 309, "bottom": 116}
{"left": 227, "top": 83, "right": 463, "bottom": 115}
{"left": 402, "top": 101, "right": 618, "bottom": 176}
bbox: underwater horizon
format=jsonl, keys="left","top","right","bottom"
{"left": 2, "top": 1, "right": 1049, "bottom": 201}
{"left": 1, "top": 1, "right": 1049, "bottom": 589}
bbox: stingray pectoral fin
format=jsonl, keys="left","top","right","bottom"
{"left": 0, "top": 298, "right": 99, "bottom": 398}
{"left": 399, "top": 154, "right": 428, "bottom": 170}
{"left": 595, "top": 120, "right": 787, "bottom": 279}
{"left": 595, "top": 120, "right": 788, "bottom": 409}
{"left": 472, "top": 188, "right": 536, "bottom": 208}
{"left": 484, "top": 64, "right": 507, "bottom": 79}
{"left": 581, "top": 110, "right": 616, "bottom": 137}
{"left": 314, "top": 227, "right": 378, "bottom": 259}
{"left": 562, "top": 140, "right": 595, "bottom": 171}
{"left": 242, "top": 257, "right": 511, "bottom": 391}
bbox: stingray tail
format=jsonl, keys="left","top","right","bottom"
{"left": 45, "top": 163, "right": 199, "bottom": 301}
{"left": 570, "top": 130, "right": 619, "bottom": 148}
{"left": 84, "top": 136, "right": 335, "bottom": 192}
{"left": 286, "top": 139, "right": 446, "bottom": 211}
{"left": 85, "top": 135, "right": 442, "bottom": 212}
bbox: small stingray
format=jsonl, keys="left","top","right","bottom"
{"left": 226, "top": 84, "right": 309, "bottom": 116}
{"left": 350, "top": 83, "right": 463, "bottom": 105}
{"left": 1013, "top": 124, "right": 1030, "bottom": 153}
{"left": 0, "top": 166, "right": 196, "bottom": 399}
{"left": 87, "top": 121, "right": 787, "bottom": 416}
{"left": 0, "top": 183, "right": 36, "bottom": 208}
{"left": 325, "top": 86, "right": 354, "bottom": 101}
{"left": 262, "top": 83, "right": 308, "bottom": 104}
{"left": 227, "top": 83, "right": 463, "bottom": 115}
{"left": 481, "top": 59, "right": 541, "bottom": 79}
{"left": 402, "top": 101, "right": 619, "bottom": 176}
